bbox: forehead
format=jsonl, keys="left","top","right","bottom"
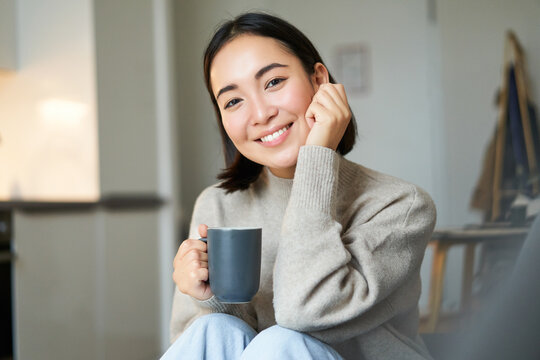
{"left": 210, "top": 35, "right": 300, "bottom": 88}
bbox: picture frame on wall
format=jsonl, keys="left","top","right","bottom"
{"left": 334, "top": 44, "right": 370, "bottom": 95}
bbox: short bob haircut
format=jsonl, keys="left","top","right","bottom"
{"left": 203, "top": 12, "right": 357, "bottom": 193}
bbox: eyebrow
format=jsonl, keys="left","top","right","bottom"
{"left": 215, "top": 63, "right": 288, "bottom": 99}
{"left": 216, "top": 85, "right": 237, "bottom": 99}
{"left": 255, "top": 62, "right": 288, "bottom": 79}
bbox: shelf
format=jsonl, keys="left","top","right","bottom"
{"left": 0, "top": 194, "right": 165, "bottom": 213}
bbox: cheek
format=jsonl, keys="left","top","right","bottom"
{"left": 222, "top": 116, "right": 247, "bottom": 144}
{"left": 277, "top": 84, "right": 314, "bottom": 115}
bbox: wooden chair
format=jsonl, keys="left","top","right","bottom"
{"left": 420, "top": 226, "right": 528, "bottom": 333}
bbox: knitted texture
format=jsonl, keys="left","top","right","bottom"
{"left": 170, "top": 145, "right": 436, "bottom": 359}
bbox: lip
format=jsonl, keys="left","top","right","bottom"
{"left": 255, "top": 122, "right": 293, "bottom": 147}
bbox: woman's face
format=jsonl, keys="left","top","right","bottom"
{"left": 210, "top": 34, "right": 326, "bottom": 178}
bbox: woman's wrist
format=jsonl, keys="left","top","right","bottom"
{"left": 291, "top": 146, "right": 340, "bottom": 214}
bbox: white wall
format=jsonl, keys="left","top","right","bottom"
{"left": 0, "top": 0, "right": 99, "bottom": 201}
{"left": 0, "top": 0, "right": 17, "bottom": 69}
{"left": 95, "top": 1, "right": 158, "bottom": 195}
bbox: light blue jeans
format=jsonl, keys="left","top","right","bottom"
{"left": 160, "top": 313, "right": 344, "bottom": 360}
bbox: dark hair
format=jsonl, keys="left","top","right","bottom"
{"left": 203, "top": 12, "right": 357, "bottom": 193}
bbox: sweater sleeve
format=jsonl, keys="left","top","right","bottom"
{"left": 273, "top": 145, "right": 436, "bottom": 343}
{"left": 169, "top": 186, "right": 258, "bottom": 343}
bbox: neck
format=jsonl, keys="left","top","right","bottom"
{"left": 268, "top": 166, "right": 295, "bottom": 179}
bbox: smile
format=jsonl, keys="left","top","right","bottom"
{"left": 259, "top": 124, "right": 292, "bottom": 143}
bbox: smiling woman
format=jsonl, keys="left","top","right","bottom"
{"left": 210, "top": 35, "right": 328, "bottom": 179}
{"left": 163, "top": 12, "right": 436, "bottom": 360}
{"left": 203, "top": 13, "right": 357, "bottom": 191}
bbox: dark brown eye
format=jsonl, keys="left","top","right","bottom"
{"left": 266, "top": 78, "right": 286, "bottom": 89}
{"left": 224, "top": 98, "right": 242, "bottom": 109}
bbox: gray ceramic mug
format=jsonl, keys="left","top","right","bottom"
{"left": 200, "top": 227, "right": 262, "bottom": 303}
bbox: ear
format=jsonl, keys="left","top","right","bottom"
{"left": 311, "top": 62, "right": 330, "bottom": 89}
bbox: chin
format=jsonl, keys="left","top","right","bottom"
{"left": 270, "top": 152, "right": 300, "bottom": 169}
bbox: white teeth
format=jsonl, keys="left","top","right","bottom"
{"left": 260, "top": 125, "right": 290, "bottom": 143}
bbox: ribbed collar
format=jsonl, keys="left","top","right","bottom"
{"left": 254, "top": 154, "right": 360, "bottom": 204}
{"left": 256, "top": 167, "right": 293, "bottom": 201}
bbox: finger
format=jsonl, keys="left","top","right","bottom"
{"left": 318, "top": 85, "right": 351, "bottom": 121}
{"left": 183, "top": 249, "right": 208, "bottom": 263}
{"left": 197, "top": 252, "right": 208, "bottom": 262}
{"left": 199, "top": 282, "right": 213, "bottom": 299}
{"left": 305, "top": 117, "right": 315, "bottom": 128}
{"left": 176, "top": 238, "right": 207, "bottom": 260}
{"left": 174, "top": 265, "right": 212, "bottom": 300}
{"left": 198, "top": 224, "right": 208, "bottom": 239}
{"left": 334, "top": 83, "right": 348, "bottom": 102}
{"left": 306, "top": 95, "right": 334, "bottom": 121}
{"left": 312, "top": 88, "right": 341, "bottom": 113}
{"left": 192, "top": 266, "right": 209, "bottom": 282}
{"left": 305, "top": 102, "right": 332, "bottom": 123}
{"left": 186, "top": 258, "right": 209, "bottom": 273}
{"left": 180, "top": 266, "right": 206, "bottom": 286}
{"left": 317, "top": 84, "right": 349, "bottom": 115}
{"left": 304, "top": 104, "right": 317, "bottom": 128}
{"left": 173, "top": 260, "right": 208, "bottom": 291}
{"left": 189, "top": 260, "right": 208, "bottom": 270}
{"left": 321, "top": 83, "right": 348, "bottom": 104}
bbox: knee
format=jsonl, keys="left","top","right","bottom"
{"left": 256, "top": 325, "right": 306, "bottom": 346}
{"left": 189, "top": 313, "right": 256, "bottom": 337}
{"left": 243, "top": 326, "right": 343, "bottom": 360}
{"left": 192, "top": 313, "right": 236, "bottom": 326}
{"left": 164, "top": 314, "right": 256, "bottom": 360}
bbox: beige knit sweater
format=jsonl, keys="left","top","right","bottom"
{"left": 170, "top": 145, "right": 436, "bottom": 360}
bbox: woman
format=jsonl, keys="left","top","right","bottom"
{"left": 163, "top": 12, "right": 436, "bottom": 360}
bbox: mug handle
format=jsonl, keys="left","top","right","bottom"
{"left": 199, "top": 237, "right": 209, "bottom": 284}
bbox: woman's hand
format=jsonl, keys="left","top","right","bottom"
{"left": 304, "top": 83, "right": 351, "bottom": 151}
{"left": 173, "top": 224, "right": 213, "bottom": 301}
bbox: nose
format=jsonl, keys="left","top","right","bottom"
{"left": 249, "top": 94, "right": 278, "bottom": 125}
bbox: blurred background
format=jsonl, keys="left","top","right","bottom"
{"left": 0, "top": 0, "right": 539, "bottom": 359}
